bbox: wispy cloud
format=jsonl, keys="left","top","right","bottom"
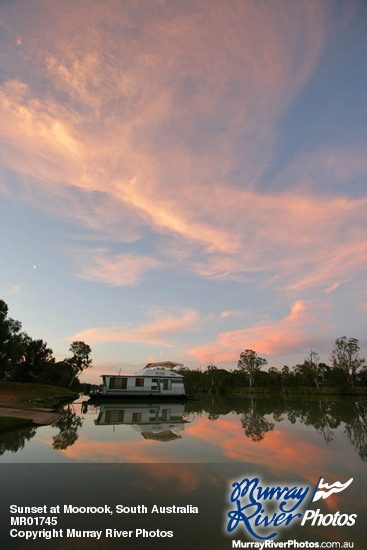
{"left": 0, "top": 0, "right": 339, "bottom": 290}
{"left": 7, "top": 285, "right": 21, "bottom": 295}
{"left": 68, "top": 308, "right": 199, "bottom": 346}
{"left": 219, "top": 311, "right": 246, "bottom": 319}
{"left": 187, "top": 301, "right": 331, "bottom": 363}
{"left": 73, "top": 248, "right": 162, "bottom": 286}
{"left": 1, "top": 0, "right": 366, "bottom": 367}
{"left": 187, "top": 189, "right": 367, "bottom": 291}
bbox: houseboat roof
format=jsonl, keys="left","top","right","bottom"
{"left": 102, "top": 361, "right": 185, "bottom": 379}
{"left": 135, "top": 367, "right": 183, "bottom": 378}
{"left": 141, "top": 430, "right": 182, "bottom": 442}
{"left": 143, "top": 361, "right": 183, "bottom": 369}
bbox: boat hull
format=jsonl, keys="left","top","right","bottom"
{"left": 88, "top": 392, "right": 188, "bottom": 402}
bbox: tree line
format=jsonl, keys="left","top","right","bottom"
{"left": 0, "top": 300, "right": 91, "bottom": 388}
{"left": 1, "top": 298, "right": 366, "bottom": 393}
{"left": 178, "top": 340, "right": 366, "bottom": 395}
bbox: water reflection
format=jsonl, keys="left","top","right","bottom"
{"left": 1, "top": 396, "right": 365, "bottom": 549}
{"left": 93, "top": 402, "right": 190, "bottom": 442}
{"left": 343, "top": 400, "right": 367, "bottom": 461}
{"left": 0, "top": 424, "right": 37, "bottom": 456}
{"left": 0, "top": 395, "right": 366, "bottom": 463}
{"left": 240, "top": 398, "right": 274, "bottom": 441}
{"left": 52, "top": 404, "right": 83, "bottom": 450}
{"left": 185, "top": 395, "right": 367, "bottom": 458}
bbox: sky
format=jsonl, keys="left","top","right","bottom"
{"left": 0, "top": 0, "right": 366, "bottom": 383}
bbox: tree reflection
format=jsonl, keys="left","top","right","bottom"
{"left": 0, "top": 425, "right": 37, "bottom": 455}
{"left": 288, "top": 399, "right": 339, "bottom": 445}
{"left": 241, "top": 399, "right": 274, "bottom": 441}
{"left": 185, "top": 394, "right": 367, "bottom": 457}
{"left": 52, "top": 405, "right": 83, "bottom": 451}
{"left": 343, "top": 401, "right": 367, "bottom": 461}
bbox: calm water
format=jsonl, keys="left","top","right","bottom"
{"left": 0, "top": 395, "right": 366, "bottom": 469}
{"left": 1, "top": 395, "right": 366, "bottom": 548}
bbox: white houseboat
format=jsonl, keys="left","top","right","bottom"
{"left": 97, "top": 361, "right": 186, "bottom": 398}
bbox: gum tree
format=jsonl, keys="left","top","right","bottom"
{"left": 303, "top": 350, "right": 321, "bottom": 391}
{"left": 66, "top": 341, "right": 92, "bottom": 387}
{"left": 331, "top": 337, "right": 365, "bottom": 387}
{"left": 237, "top": 349, "right": 267, "bottom": 388}
{"left": 0, "top": 300, "right": 24, "bottom": 380}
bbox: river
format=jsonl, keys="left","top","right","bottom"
{"left": 1, "top": 395, "right": 365, "bottom": 548}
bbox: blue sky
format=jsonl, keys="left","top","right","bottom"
{"left": 0, "top": 0, "right": 366, "bottom": 383}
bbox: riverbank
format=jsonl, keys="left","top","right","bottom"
{"left": 188, "top": 386, "right": 367, "bottom": 397}
{"left": 231, "top": 386, "right": 367, "bottom": 397}
{"left": 0, "top": 382, "right": 77, "bottom": 434}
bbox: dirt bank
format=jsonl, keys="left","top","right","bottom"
{"left": 0, "top": 382, "right": 77, "bottom": 432}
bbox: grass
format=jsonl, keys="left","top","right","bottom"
{"left": 0, "top": 381, "right": 76, "bottom": 409}
{"left": 0, "top": 416, "right": 33, "bottom": 434}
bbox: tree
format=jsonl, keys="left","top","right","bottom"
{"left": 206, "top": 364, "right": 218, "bottom": 390}
{"left": 0, "top": 300, "right": 24, "bottom": 380}
{"left": 13, "top": 337, "right": 54, "bottom": 382}
{"left": 0, "top": 301, "right": 94, "bottom": 387}
{"left": 237, "top": 349, "right": 267, "bottom": 388}
{"left": 267, "top": 367, "right": 282, "bottom": 392}
{"left": 66, "top": 341, "right": 92, "bottom": 387}
{"left": 331, "top": 337, "right": 365, "bottom": 387}
{"left": 281, "top": 365, "right": 296, "bottom": 387}
{"left": 303, "top": 350, "right": 321, "bottom": 391}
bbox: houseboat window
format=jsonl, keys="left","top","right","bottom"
{"left": 135, "top": 378, "right": 144, "bottom": 387}
{"left": 163, "top": 379, "right": 171, "bottom": 390}
{"left": 132, "top": 412, "right": 142, "bottom": 422}
{"left": 109, "top": 377, "right": 127, "bottom": 389}
{"left": 161, "top": 409, "right": 170, "bottom": 421}
{"left": 105, "top": 410, "right": 125, "bottom": 423}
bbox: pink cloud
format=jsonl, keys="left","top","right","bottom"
{"left": 187, "top": 190, "right": 367, "bottom": 292}
{"left": 219, "top": 310, "right": 246, "bottom": 319}
{"left": 187, "top": 301, "right": 330, "bottom": 363}
{"left": 0, "top": 0, "right": 365, "bottom": 299}
{"left": 68, "top": 307, "right": 199, "bottom": 346}
{"left": 0, "top": 1, "right": 328, "bottom": 213}
{"left": 185, "top": 416, "right": 341, "bottom": 482}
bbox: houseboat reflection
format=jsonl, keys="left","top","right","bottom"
{"left": 93, "top": 402, "right": 190, "bottom": 442}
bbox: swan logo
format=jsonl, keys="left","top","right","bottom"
{"left": 310, "top": 477, "right": 353, "bottom": 502}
